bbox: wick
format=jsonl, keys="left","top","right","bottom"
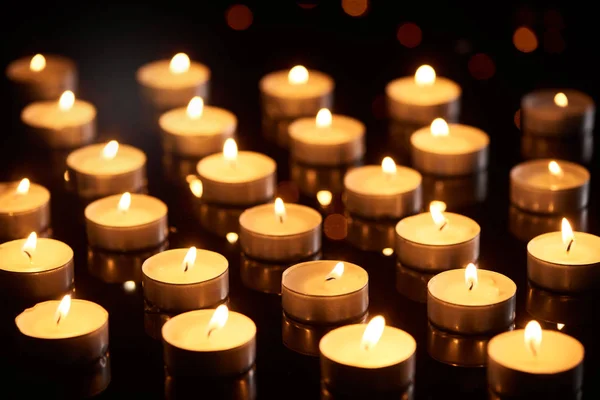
{"left": 279, "top": 216, "right": 284, "bottom": 224}
{"left": 567, "top": 239, "right": 574, "bottom": 253}
{"left": 529, "top": 342, "right": 537, "bottom": 357}
{"left": 468, "top": 281, "right": 474, "bottom": 291}
{"left": 207, "top": 328, "right": 215, "bottom": 338}
{"left": 325, "top": 276, "right": 336, "bottom": 282}
{"left": 23, "top": 250, "right": 33, "bottom": 264}
{"left": 184, "top": 262, "right": 189, "bottom": 273}
{"left": 56, "top": 315, "right": 62, "bottom": 326}
{"left": 439, "top": 220, "right": 447, "bottom": 231}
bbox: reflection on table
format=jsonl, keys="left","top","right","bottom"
{"left": 509, "top": 206, "right": 588, "bottom": 242}
{"left": 521, "top": 134, "right": 593, "bottom": 165}
{"left": 165, "top": 365, "right": 257, "bottom": 400}
{"left": 396, "top": 262, "right": 435, "bottom": 304}
{"left": 422, "top": 172, "right": 487, "bottom": 210}
{"left": 346, "top": 212, "right": 397, "bottom": 253}
{"left": 87, "top": 243, "right": 167, "bottom": 284}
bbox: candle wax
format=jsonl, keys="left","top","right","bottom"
{"left": 137, "top": 60, "right": 210, "bottom": 89}
{"left": 396, "top": 212, "right": 480, "bottom": 245}
{"left": 0, "top": 182, "right": 49, "bottom": 213}
{"left": 143, "top": 249, "right": 227, "bottom": 284}
{"left": 159, "top": 106, "right": 236, "bottom": 136}
{"left": 67, "top": 143, "right": 146, "bottom": 175}
{"left": 386, "top": 77, "right": 460, "bottom": 106}
{"left": 239, "top": 203, "right": 321, "bottom": 236}
{"left": 260, "top": 70, "right": 333, "bottom": 99}
{"left": 512, "top": 163, "right": 588, "bottom": 190}
{"left": 344, "top": 165, "right": 421, "bottom": 196}
{"left": 411, "top": 124, "right": 489, "bottom": 154}
{"left": 428, "top": 269, "right": 516, "bottom": 306}
{"left": 197, "top": 152, "right": 276, "bottom": 183}
{"left": 0, "top": 238, "right": 72, "bottom": 273}
{"left": 289, "top": 115, "right": 363, "bottom": 145}
{"left": 528, "top": 232, "right": 600, "bottom": 265}
{"left": 21, "top": 100, "right": 95, "bottom": 130}
{"left": 85, "top": 194, "right": 167, "bottom": 228}
{"left": 283, "top": 261, "right": 367, "bottom": 296}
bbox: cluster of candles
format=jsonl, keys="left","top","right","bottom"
{"left": 3, "top": 51, "right": 597, "bottom": 397}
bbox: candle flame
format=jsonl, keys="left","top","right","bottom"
{"left": 325, "top": 262, "right": 344, "bottom": 281}
{"left": 429, "top": 201, "right": 448, "bottom": 230}
{"left": 288, "top": 65, "right": 309, "bottom": 85}
{"left": 182, "top": 246, "right": 197, "bottom": 273}
{"left": 189, "top": 178, "right": 203, "bottom": 198}
{"left": 58, "top": 90, "right": 75, "bottom": 111}
{"left": 554, "top": 92, "right": 568, "bottom": 108}
{"left": 361, "top": 315, "right": 385, "bottom": 351}
{"left": 382, "top": 247, "right": 394, "bottom": 256}
{"left": 207, "top": 304, "right": 229, "bottom": 337}
{"left": 465, "top": 263, "right": 478, "bottom": 291}
{"left": 226, "top": 232, "right": 239, "bottom": 244}
{"left": 30, "top": 54, "right": 46, "bottom": 72}
{"left": 123, "top": 281, "right": 136, "bottom": 293}
{"left": 524, "top": 320, "right": 542, "bottom": 357}
{"left": 274, "top": 197, "right": 286, "bottom": 223}
{"left": 187, "top": 96, "right": 204, "bottom": 119}
{"left": 430, "top": 118, "right": 449, "bottom": 137}
{"left": 223, "top": 138, "right": 238, "bottom": 163}
{"left": 16, "top": 178, "right": 30, "bottom": 195}
{"left": 317, "top": 190, "right": 333, "bottom": 207}
{"left": 561, "top": 218, "right": 575, "bottom": 253}
{"left": 415, "top": 65, "right": 436, "bottom": 86}
{"left": 55, "top": 294, "right": 71, "bottom": 326}
{"left": 170, "top": 53, "right": 190, "bottom": 74}
{"left": 117, "top": 192, "right": 131, "bottom": 213}
{"left": 102, "top": 140, "right": 119, "bottom": 160}
{"left": 381, "top": 157, "right": 397, "bottom": 177}
{"left": 316, "top": 108, "right": 332, "bottom": 128}
{"left": 548, "top": 161, "right": 563, "bottom": 178}
{"left": 557, "top": 323, "right": 565, "bottom": 331}
{"left": 22, "top": 232, "right": 37, "bottom": 261}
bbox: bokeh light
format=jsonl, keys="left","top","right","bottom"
{"left": 226, "top": 4, "right": 253, "bottom": 31}
{"left": 123, "top": 281, "right": 136, "bottom": 293}
{"left": 397, "top": 23, "right": 422, "bottom": 48}
{"left": 514, "top": 109, "right": 521, "bottom": 130}
{"left": 468, "top": 53, "right": 495, "bottom": 80}
{"left": 324, "top": 214, "right": 347, "bottom": 240}
{"left": 513, "top": 27, "right": 538, "bottom": 53}
{"left": 342, "top": 0, "right": 369, "bottom": 17}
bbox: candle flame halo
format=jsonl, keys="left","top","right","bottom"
{"left": 182, "top": 246, "right": 197, "bottom": 273}
{"left": 274, "top": 197, "right": 286, "bottom": 223}
{"left": 187, "top": 96, "right": 204, "bottom": 119}
{"left": 207, "top": 304, "right": 229, "bottom": 337}
{"left": 415, "top": 64, "right": 436, "bottom": 86}
{"left": 118, "top": 192, "right": 131, "bottom": 213}
{"left": 465, "top": 263, "right": 478, "bottom": 291}
{"left": 429, "top": 201, "right": 448, "bottom": 230}
{"left": 325, "top": 262, "right": 344, "bottom": 281}
{"left": 102, "top": 140, "right": 119, "bottom": 160}
{"left": 58, "top": 90, "right": 75, "bottom": 111}
{"left": 55, "top": 294, "right": 72, "bottom": 326}
{"left": 554, "top": 92, "right": 568, "bottom": 108}
{"left": 381, "top": 157, "right": 397, "bottom": 177}
{"left": 288, "top": 65, "right": 309, "bottom": 85}
{"left": 548, "top": 161, "right": 563, "bottom": 178}
{"left": 16, "top": 178, "right": 30, "bottom": 195}
{"left": 524, "top": 320, "right": 542, "bottom": 357}
{"left": 30, "top": 54, "right": 46, "bottom": 72}
{"left": 316, "top": 108, "right": 332, "bottom": 128}
{"left": 223, "top": 138, "right": 238, "bottom": 162}
{"left": 561, "top": 218, "right": 575, "bottom": 253}
{"left": 361, "top": 315, "right": 385, "bottom": 351}
{"left": 430, "top": 118, "right": 449, "bottom": 137}
{"left": 170, "top": 53, "right": 190, "bottom": 74}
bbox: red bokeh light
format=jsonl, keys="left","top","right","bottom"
{"left": 397, "top": 23, "right": 422, "bottom": 48}
{"left": 226, "top": 4, "right": 253, "bottom": 31}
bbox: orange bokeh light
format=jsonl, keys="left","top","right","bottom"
{"left": 226, "top": 4, "right": 253, "bottom": 31}
{"left": 513, "top": 27, "right": 538, "bottom": 53}
{"left": 324, "top": 214, "right": 347, "bottom": 240}
{"left": 342, "top": 0, "right": 369, "bottom": 17}
{"left": 397, "top": 23, "right": 422, "bottom": 48}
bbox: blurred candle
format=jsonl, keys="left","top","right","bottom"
{"left": 0, "top": 179, "right": 50, "bottom": 240}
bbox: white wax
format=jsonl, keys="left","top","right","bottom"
{"left": 428, "top": 269, "right": 516, "bottom": 306}
{"left": 344, "top": 165, "right": 422, "bottom": 196}
{"left": 386, "top": 76, "right": 460, "bottom": 106}
{"left": 411, "top": 124, "right": 489, "bottom": 155}
{"left": 320, "top": 324, "right": 416, "bottom": 368}
{"left": 283, "top": 261, "right": 367, "bottom": 296}
{"left": 0, "top": 182, "right": 49, "bottom": 213}
{"left": 85, "top": 194, "right": 167, "bottom": 228}
{"left": 488, "top": 329, "right": 584, "bottom": 374}
{"left": 67, "top": 143, "right": 146, "bottom": 176}
{"left": 197, "top": 151, "right": 276, "bottom": 183}
{"left": 239, "top": 203, "right": 322, "bottom": 236}
{"left": 142, "top": 248, "right": 228, "bottom": 284}
{"left": 162, "top": 309, "right": 256, "bottom": 351}
{"left": 260, "top": 70, "right": 334, "bottom": 99}
{"left": 511, "top": 160, "right": 589, "bottom": 191}
{"left": 159, "top": 106, "right": 237, "bottom": 137}
{"left": 528, "top": 231, "right": 600, "bottom": 265}
{"left": 16, "top": 299, "right": 108, "bottom": 339}
{"left": 288, "top": 115, "right": 364, "bottom": 145}
{"left": 396, "top": 212, "right": 480, "bottom": 246}
{"left": 0, "top": 238, "right": 72, "bottom": 273}
{"left": 21, "top": 100, "right": 96, "bottom": 129}
{"left": 136, "top": 60, "right": 210, "bottom": 89}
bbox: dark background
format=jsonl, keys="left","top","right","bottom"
{"left": 1, "top": 1, "right": 599, "bottom": 399}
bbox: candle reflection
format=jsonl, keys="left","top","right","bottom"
{"left": 521, "top": 134, "right": 593, "bottom": 164}
{"left": 165, "top": 365, "right": 256, "bottom": 400}
{"left": 396, "top": 262, "right": 435, "bottom": 303}
{"left": 346, "top": 213, "right": 395, "bottom": 252}
{"left": 508, "top": 206, "right": 588, "bottom": 243}
{"left": 87, "top": 243, "right": 167, "bottom": 284}
{"left": 422, "top": 172, "right": 488, "bottom": 209}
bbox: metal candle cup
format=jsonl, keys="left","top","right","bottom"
{"left": 0, "top": 181, "right": 50, "bottom": 240}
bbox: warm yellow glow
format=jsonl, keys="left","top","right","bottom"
{"left": 30, "top": 54, "right": 46, "bottom": 72}
{"left": 118, "top": 192, "right": 131, "bottom": 213}
{"left": 182, "top": 246, "right": 197, "bottom": 273}
{"left": 381, "top": 157, "right": 397, "bottom": 177}
{"left": 223, "top": 138, "right": 238, "bottom": 163}
{"left": 187, "top": 96, "right": 204, "bottom": 119}
{"left": 548, "top": 161, "right": 563, "bottom": 178}
{"left": 22, "top": 232, "right": 37, "bottom": 256}
{"left": 557, "top": 323, "right": 565, "bottom": 331}
{"left": 465, "top": 263, "right": 478, "bottom": 290}
{"left": 382, "top": 247, "right": 394, "bottom": 256}
{"left": 429, "top": 201, "right": 448, "bottom": 230}
{"left": 226, "top": 232, "right": 239, "bottom": 244}
{"left": 170, "top": 53, "right": 190, "bottom": 74}
{"left": 274, "top": 197, "right": 286, "bottom": 223}
{"left": 415, "top": 65, "right": 436, "bottom": 86}
{"left": 16, "top": 178, "right": 30, "bottom": 195}
{"left": 561, "top": 218, "right": 575, "bottom": 252}
{"left": 325, "top": 262, "right": 344, "bottom": 281}
{"left": 58, "top": 90, "right": 75, "bottom": 111}
{"left": 317, "top": 190, "right": 333, "bottom": 207}
{"left": 63, "top": 170, "right": 70, "bottom": 182}
{"left": 361, "top": 315, "right": 385, "bottom": 351}
{"left": 55, "top": 294, "right": 71, "bottom": 325}
{"left": 102, "top": 140, "right": 119, "bottom": 160}
{"left": 554, "top": 92, "right": 568, "bottom": 108}
{"left": 430, "top": 118, "right": 449, "bottom": 137}
{"left": 316, "top": 108, "right": 333, "bottom": 128}
{"left": 189, "top": 178, "right": 203, "bottom": 198}
{"left": 524, "top": 320, "right": 542, "bottom": 357}
{"left": 207, "top": 304, "right": 229, "bottom": 337}
{"left": 123, "top": 281, "right": 136, "bottom": 293}
{"left": 288, "top": 65, "right": 309, "bottom": 85}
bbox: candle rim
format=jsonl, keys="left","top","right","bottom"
{"left": 159, "top": 105, "right": 237, "bottom": 136}
{"left": 6, "top": 54, "right": 76, "bottom": 82}
{"left": 344, "top": 164, "right": 422, "bottom": 197}
{"left": 411, "top": 123, "right": 490, "bottom": 155}
{"left": 258, "top": 69, "right": 334, "bottom": 99}
{"left": 0, "top": 181, "right": 50, "bottom": 214}
{"left": 85, "top": 193, "right": 167, "bottom": 228}
{"left": 66, "top": 143, "right": 146, "bottom": 176}
{"left": 385, "top": 75, "right": 461, "bottom": 106}
{"left": 511, "top": 159, "right": 590, "bottom": 192}
{"left": 135, "top": 58, "right": 210, "bottom": 89}
{"left": 196, "top": 150, "right": 276, "bottom": 184}
{"left": 0, "top": 237, "right": 73, "bottom": 273}
{"left": 282, "top": 260, "right": 368, "bottom": 297}
{"left": 396, "top": 212, "right": 481, "bottom": 246}
{"left": 288, "top": 114, "right": 365, "bottom": 143}
{"left": 522, "top": 88, "right": 594, "bottom": 112}
{"left": 527, "top": 231, "right": 600, "bottom": 266}
{"left": 239, "top": 203, "right": 322, "bottom": 237}
{"left": 142, "top": 248, "right": 228, "bottom": 285}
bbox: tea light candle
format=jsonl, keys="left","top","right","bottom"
{"left": 162, "top": 305, "right": 256, "bottom": 377}
{"left": 159, "top": 96, "right": 237, "bottom": 158}
{"left": 395, "top": 201, "right": 480, "bottom": 271}
{"left": 320, "top": 316, "right": 416, "bottom": 394}
{"left": 136, "top": 53, "right": 210, "bottom": 110}
{"left": 522, "top": 90, "right": 595, "bottom": 137}
{"left": 510, "top": 159, "right": 590, "bottom": 214}
{"left": 239, "top": 198, "right": 322, "bottom": 262}
{"left": 344, "top": 157, "right": 422, "bottom": 219}
{"left": 487, "top": 321, "right": 584, "bottom": 397}
{"left": 15, "top": 296, "right": 109, "bottom": 365}
{"left": 142, "top": 247, "right": 229, "bottom": 312}
{"left": 411, "top": 119, "right": 489, "bottom": 176}
{"left": 0, "top": 233, "right": 74, "bottom": 302}
{"left": 427, "top": 264, "right": 516, "bottom": 334}
{"left": 386, "top": 65, "right": 461, "bottom": 125}
{"left": 66, "top": 141, "right": 147, "bottom": 198}
{"left": 197, "top": 139, "right": 276, "bottom": 206}
{"left": 85, "top": 192, "right": 168, "bottom": 251}
{"left": 527, "top": 218, "right": 600, "bottom": 293}
{"left": 0, "top": 179, "right": 50, "bottom": 240}
{"left": 282, "top": 261, "right": 368, "bottom": 324}
{"left": 21, "top": 90, "right": 96, "bottom": 148}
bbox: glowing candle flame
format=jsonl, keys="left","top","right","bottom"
{"left": 118, "top": 192, "right": 131, "bottom": 213}
{"left": 415, "top": 65, "right": 436, "bottom": 87}
{"left": 102, "top": 140, "right": 119, "bottom": 160}
{"left": 207, "top": 304, "right": 229, "bottom": 337}
{"left": 55, "top": 294, "right": 71, "bottom": 326}
{"left": 58, "top": 90, "right": 75, "bottom": 111}
{"left": 16, "top": 178, "right": 30, "bottom": 195}
{"left": 325, "top": 262, "right": 344, "bottom": 281}
{"left": 381, "top": 157, "right": 397, "bottom": 177}
{"left": 123, "top": 281, "right": 136, "bottom": 293}
{"left": 288, "top": 65, "right": 309, "bottom": 85}
{"left": 524, "top": 320, "right": 542, "bottom": 357}
{"left": 317, "top": 190, "right": 333, "bottom": 207}
{"left": 30, "top": 54, "right": 46, "bottom": 72}
{"left": 465, "top": 263, "right": 478, "bottom": 291}
{"left": 182, "top": 246, "right": 197, "bottom": 273}
{"left": 316, "top": 108, "right": 332, "bottom": 128}
{"left": 429, "top": 201, "right": 448, "bottom": 230}
{"left": 170, "top": 53, "right": 190, "bottom": 74}
{"left": 274, "top": 198, "right": 286, "bottom": 223}
{"left": 382, "top": 248, "right": 394, "bottom": 256}
{"left": 557, "top": 323, "right": 565, "bottom": 331}
{"left": 561, "top": 218, "right": 575, "bottom": 253}
{"left": 548, "top": 161, "right": 563, "bottom": 178}
{"left": 187, "top": 96, "right": 204, "bottom": 119}
{"left": 554, "top": 92, "right": 568, "bottom": 108}
{"left": 226, "top": 232, "right": 239, "bottom": 244}
{"left": 22, "top": 232, "right": 37, "bottom": 262}
{"left": 361, "top": 315, "right": 385, "bottom": 351}
{"left": 223, "top": 138, "right": 238, "bottom": 164}
{"left": 430, "top": 118, "right": 449, "bottom": 137}
{"left": 189, "top": 178, "right": 203, "bottom": 198}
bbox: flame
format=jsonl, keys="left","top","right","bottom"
{"left": 429, "top": 201, "right": 448, "bottom": 230}
{"left": 288, "top": 65, "right": 309, "bottom": 85}
{"left": 223, "top": 138, "right": 238, "bottom": 163}
{"left": 554, "top": 92, "right": 568, "bottom": 108}
{"left": 325, "top": 262, "right": 344, "bottom": 281}
{"left": 30, "top": 54, "right": 46, "bottom": 72}
{"left": 465, "top": 263, "right": 478, "bottom": 290}
{"left": 382, "top": 247, "right": 394, "bottom": 256}
{"left": 207, "top": 304, "right": 229, "bottom": 337}
{"left": 316, "top": 108, "right": 332, "bottom": 128}
{"left": 557, "top": 323, "right": 565, "bottom": 331}
{"left": 182, "top": 247, "right": 197, "bottom": 273}
{"left": 361, "top": 315, "right": 385, "bottom": 351}
{"left": 16, "top": 178, "right": 30, "bottom": 195}
{"left": 524, "top": 320, "right": 542, "bottom": 357}
{"left": 102, "top": 140, "right": 119, "bottom": 160}
{"left": 187, "top": 96, "right": 204, "bottom": 119}
{"left": 317, "top": 190, "right": 333, "bottom": 207}
{"left": 170, "top": 53, "right": 190, "bottom": 74}
{"left": 118, "top": 192, "right": 131, "bottom": 212}
{"left": 274, "top": 198, "right": 286, "bottom": 223}
{"left": 381, "top": 157, "right": 397, "bottom": 177}
{"left": 55, "top": 294, "right": 71, "bottom": 325}
{"left": 58, "top": 90, "right": 75, "bottom": 111}
{"left": 548, "top": 161, "right": 563, "bottom": 178}
{"left": 415, "top": 65, "right": 436, "bottom": 86}
{"left": 430, "top": 118, "right": 449, "bottom": 137}
{"left": 189, "top": 178, "right": 203, "bottom": 198}
{"left": 226, "top": 232, "right": 239, "bottom": 244}
{"left": 22, "top": 232, "right": 37, "bottom": 256}
{"left": 561, "top": 218, "right": 575, "bottom": 253}
{"left": 123, "top": 281, "right": 136, "bottom": 293}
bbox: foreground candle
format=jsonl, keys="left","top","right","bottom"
{"left": 142, "top": 247, "right": 229, "bottom": 312}
{"left": 487, "top": 320, "right": 584, "bottom": 398}
{"left": 427, "top": 264, "right": 516, "bottom": 334}
{"left": 162, "top": 305, "right": 256, "bottom": 377}
{"left": 320, "top": 316, "right": 416, "bottom": 394}
{"left": 0, "top": 179, "right": 50, "bottom": 240}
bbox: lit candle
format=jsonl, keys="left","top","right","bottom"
{"left": 510, "top": 159, "right": 590, "bottom": 214}
{"left": 427, "top": 263, "right": 516, "bottom": 334}
{"left": 281, "top": 261, "right": 368, "bottom": 324}
{"left": 527, "top": 218, "right": 600, "bottom": 293}
{"left": 162, "top": 305, "right": 257, "bottom": 377}
{"left": 0, "top": 178, "right": 50, "bottom": 240}
{"left": 319, "top": 316, "right": 416, "bottom": 394}
{"left": 386, "top": 65, "right": 461, "bottom": 125}
{"left": 21, "top": 90, "right": 96, "bottom": 148}
{"left": 196, "top": 139, "right": 276, "bottom": 206}
{"left": 142, "top": 247, "right": 229, "bottom": 312}
{"left": 487, "top": 320, "right": 584, "bottom": 398}
{"left": 66, "top": 140, "right": 147, "bottom": 198}
{"left": 411, "top": 118, "right": 489, "bottom": 176}
{"left": 395, "top": 201, "right": 480, "bottom": 271}
{"left": 343, "top": 157, "right": 422, "bottom": 219}
{"left": 159, "top": 96, "right": 237, "bottom": 157}
{"left": 239, "top": 198, "right": 322, "bottom": 262}
{"left": 85, "top": 192, "right": 168, "bottom": 251}
{"left": 136, "top": 53, "right": 210, "bottom": 110}
{"left": 0, "top": 233, "right": 74, "bottom": 302}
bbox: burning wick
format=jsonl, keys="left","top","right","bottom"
{"left": 468, "top": 281, "right": 474, "bottom": 291}
{"left": 23, "top": 250, "right": 33, "bottom": 263}
{"left": 438, "top": 221, "right": 447, "bottom": 231}
{"left": 566, "top": 239, "right": 574, "bottom": 253}
{"left": 325, "top": 262, "right": 344, "bottom": 282}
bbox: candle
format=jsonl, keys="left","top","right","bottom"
{"left": 196, "top": 139, "right": 276, "bottom": 206}
{"left": 395, "top": 201, "right": 480, "bottom": 271}
{"left": 288, "top": 108, "right": 365, "bottom": 166}
{"left": 66, "top": 140, "right": 147, "bottom": 198}
{"left": 521, "top": 89, "right": 595, "bottom": 136}
{"left": 427, "top": 264, "right": 516, "bottom": 334}
{"left": 427, "top": 322, "right": 497, "bottom": 367}
{"left": 142, "top": 247, "right": 229, "bottom": 312}
{"left": 527, "top": 218, "right": 600, "bottom": 293}
{"left": 487, "top": 320, "right": 584, "bottom": 397}
{"left": 162, "top": 305, "right": 256, "bottom": 377}
{"left": 343, "top": 157, "right": 422, "bottom": 219}
{"left": 159, "top": 96, "right": 237, "bottom": 158}
{"left": 346, "top": 214, "right": 396, "bottom": 252}
{"left": 319, "top": 316, "right": 416, "bottom": 394}
{"left": 15, "top": 295, "right": 109, "bottom": 365}
{"left": 85, "top": 192, "right": 168, "bottom": 251}
{"left": 386, "top": 65, "right": 461, "bottom": 125}
{"left": 0, "top": 233, "right": 74, "bottom": 302}
{"left": 282, "top": 261, "right": 368, "bottom": 324}
{"left": 411, "top": 118, "right": 489, "bottom": 176}
{"left": 510, "top": 159, "right": 590, "bottom": 214}
{"left": 21, "top": 90, "right": 96, "bottom": 148}
{"left": 0, "top": 178, "right": 50, "bottom": 240}
{"left": 239, "top": 198, "right": 322, "bottom": 262}
{"left": 136, "top": 53, "right": 210, "bottom": 110}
